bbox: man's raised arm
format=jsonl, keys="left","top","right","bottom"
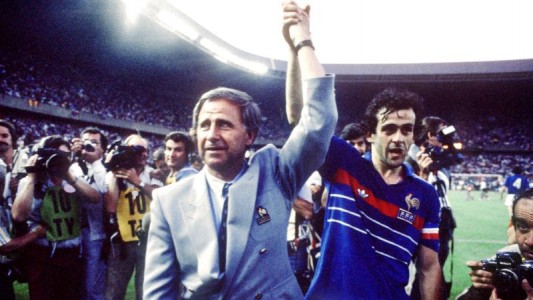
{"left": 283, "top": 1, "right": 325, "bottom": 126}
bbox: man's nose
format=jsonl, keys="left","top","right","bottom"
{"left": 525, "top": 232, "right": 533, "bottom": 246}
{"left": 206, "top": 125, "right": 220, "bottom": 140}
{"left": 392, "top": 130, "right": 405, "bottom": 142}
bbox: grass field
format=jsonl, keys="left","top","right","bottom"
{"left": 13, "top": 190, "right": 510, "bottom": 299}
{"left": 444, "top": 190, "right": 510, "bottom": 298}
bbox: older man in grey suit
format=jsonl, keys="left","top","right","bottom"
{"left": 143, "top": 2, "right": 336, "bottom": 299}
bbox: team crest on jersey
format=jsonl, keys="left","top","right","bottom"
{"left": 397, "top": 193, "right": 420, "bottom": 224}
{"left": 357, "top": 188, "right": 369, "bottom": 198}
{"left": 405, "top": 193, "right": 420, "bottom": 211}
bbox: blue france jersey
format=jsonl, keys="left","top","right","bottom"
{"left": 306, "top": 137, "right": 440, "bottom": 300}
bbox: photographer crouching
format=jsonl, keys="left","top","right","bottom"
{"left": 11, "top": 135, "right": 100, "bottom": 299}
{"left": 457, "top": 189, "right": 533, "bottom": 300}
{"left": 103, "top": 134, "right": 162, "bottom": 300}
{"left": 407, "top": 116, "right": 463, "bottom": 299}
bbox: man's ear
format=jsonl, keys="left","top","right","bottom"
{"left": 245, "top": 131, "right": 256, "bottom": 147}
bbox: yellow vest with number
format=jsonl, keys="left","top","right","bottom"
{"left": 116, "top": 186, "right": 150, "bottom": 242}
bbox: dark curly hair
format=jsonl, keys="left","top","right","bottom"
{"left": 363, "top": 88, "right": 424, "bottom": 135}
{"left": 512, "top": 188, "right": 533, "bottom": 224}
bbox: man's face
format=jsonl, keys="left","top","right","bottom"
{"left": 427, "top": 123, "right": 446, "bottom": 147}
{"left": 514, "top": 199, "right": 533, "bottom": 260}
{"left": 196, "top": 99, "right": 254, "bottom": 179}
{"left": 368, "top": 108, "right": 415, "bottom": 171}
{"left": 0, "top": 125, "right": 13, "bottom": 157}
{"left": 347, "top": 136, "right": 367, "bottom": 156}
{"left": 81, "top": 132, "right": 104, "bottom": 163}
{"left": 127, "top": 136, "right": 148, "bottom": 168}
{"left": 164, "top": 140, "right": 187, "bottom": 171}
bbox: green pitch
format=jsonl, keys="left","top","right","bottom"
{"left": 445, "top": 190, "right": 509, "bottom": 298}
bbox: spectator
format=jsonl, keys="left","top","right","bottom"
{"left": 162, "top": 131, "right": 197, "bottom": 186}
{"left": 339, "top": 122, "right": 369, "bottom": 156}
{"left": 149, "top": 147, "right": 168, "bottom": 182}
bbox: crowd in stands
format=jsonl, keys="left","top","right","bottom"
{"left": 0, "top": 47, "right": 292, "bottom": 142}
{"left": 455, "top": 115, "right": 533, "bottom": 151}
{"left": 1, "top": 46, "right": 532, "bottom": 183}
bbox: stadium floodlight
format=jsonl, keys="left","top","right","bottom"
{"left": 228, "top": 55, "right": 268, "bottom": 75}
{"left": 156, "top": 10, "right": 199, "bottom": 41}
{"left": 199, "top": 38, "right": 268, "bottom": 75}
{"left": 199, "top": 38, "right": 231, "bottom": 63}
{"left": 122, "top": 0, "right": 148, "bottom": 26}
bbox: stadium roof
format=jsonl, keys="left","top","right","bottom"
{"left": 1, "top": 0, "right": 533, "bottom": 119}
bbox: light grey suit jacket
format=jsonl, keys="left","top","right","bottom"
{"left": 144, "top": 76, "right": 337, "bottom": 300}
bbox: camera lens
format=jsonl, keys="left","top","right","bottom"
{"left": 494, "top": 269, "right": 526, "bottom": 300}
{"left": 46, "top": 153, "right": 71, "bottom": 177}
{"left": 83, "top": 141, "right": 95, "bottom": 152}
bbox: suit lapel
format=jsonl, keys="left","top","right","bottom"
{"left": 224, "top": 162, "right": 258, "bottom": 290}
{"left": 182, "top": 171, "right": 221, "bottom": 283}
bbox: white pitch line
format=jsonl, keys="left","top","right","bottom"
{"left": 454, "top": 239, "right": 507, "bottom": 245}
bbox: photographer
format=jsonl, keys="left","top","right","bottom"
{"left": 457, "top": 188, "right": 533, "bottom": 300}
{"left": 11, "top": 135, "right": 99, "bottom": 299}
{"left": 0, "top": 119, "right": 35, "bottom": 300}
{"left": 70, "top": 127, "right": 108, "bottom": 300}
{"left": 409, "top": 116, "right": 461, "bottom": 299}
{"left": 103, "top": 134, "right": 162, "bottom": 300}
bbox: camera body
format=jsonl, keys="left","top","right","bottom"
{"left": 104, "top": 141, "right": 145, "bottom": 171}
{"left": 481, "top": 251, "right": 533, "bottom": 300}
{"left": 424, "top": 125, "right": 464, "bottom": 170}
{"left": 25, "top": 148, "right": 71, "bottom": 177}
{"left": 81, "top": 140, "right": 96, "bottom": 153}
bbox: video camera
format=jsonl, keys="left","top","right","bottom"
{"left": 104, "top": 140, "right": 146, "bottom": 171}
{"left": 481, "top": 251, "right": 533, "bottom": 300}
{"left": 424, "top": 125, "right": 464, "bottom": 170}
{"left": 25, "top": 148, "right": 71, "bottom": 177}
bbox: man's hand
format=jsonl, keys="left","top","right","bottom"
{"left": 489, "top": 279, "right": 533, "bottom": 299}
{"left": 416, "top": 149, "right": 433, "bottom": 180}
{"left": 282, "top": 1, "right": 311, "bottom": 48}
{"left": 114, "top": 168, "right": 141, "bottom": 186}
{"left": 70, "top": 137, "right": 83, "bottom": 155}
{"left": 24, "top": 154, "right": 38, "bottom": 182}
{"left": 523, "top": 279, "right": 533, "bottom": 299}
{"left": 0, "top": 225, "right": 45, "bottom": 254}
{"left": 467, "top": 260, "right": 495, "bottom": 290}
{"left": 293, "top": 197, "right": 313, "bottom": 220}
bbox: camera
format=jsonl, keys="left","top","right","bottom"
{"left": 424, "top": 125, "right": 464, "bottom": 170}
{"left": 25, "top": 148, "right": 71, "bottom": 177}
{"left": 81, "top": 140, "right": 96, "bottom": 152}
{"left": 104, "top": 140, "right": 146, "bottom": 171}
{"left": 481, "top": 251, "right": 533, "bottom": 300}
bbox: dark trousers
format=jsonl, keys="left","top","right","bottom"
{"left": 23, "top": 244, "right": 82, "bottom": 300}
{"left": 0, "top": 264, "right": 15, "bottom": 300}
